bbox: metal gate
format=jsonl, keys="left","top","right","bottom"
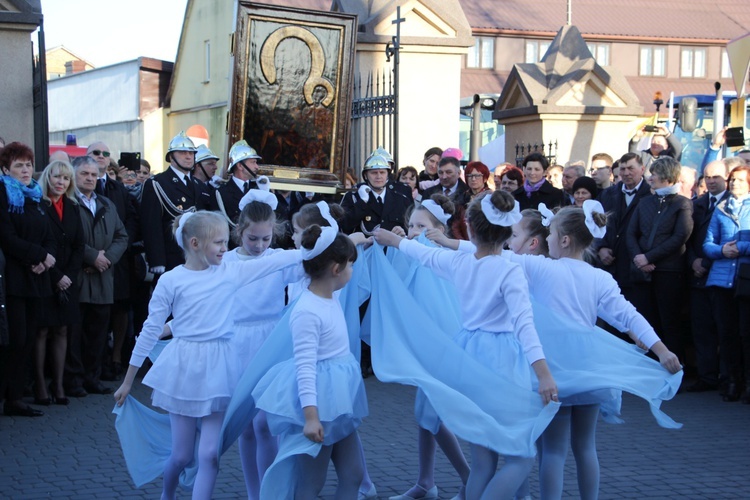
{"left": 349, "top": 70, "right": 396, "bottom": 176}
{"left": 514, "top": 140, "right": 558, "bottom": 167}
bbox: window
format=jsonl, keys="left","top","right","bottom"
{"left": 467, "top": 36, "right": 495, "bottom": 69}
{"left": 525, "top": 40, "right": 551, "bottom": 63}
{"left": 586, "top": 42, "right": 610, "bottom": 65}
{"left": 721, "top": 49, "right": 732, "bottom": 79}
{"left": 640, "top": 46, "right": 666, "bottom": 76}
{"left": 681, "top": 47, "right": 706, "bottom": 78}
{"left": 203, "top": 40, "right": 211, "bottom": 83}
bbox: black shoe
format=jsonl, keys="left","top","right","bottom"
{"left": 67, "top": 386, "right": 88, "bottom": 398}
{"left": 686, "top": 380, "right": 719, "bottom": 393}
{"left": 4, "top": 404, "right": 44, "bottom": 417}
{"left": 723, "top": 381, "right": 741, "bottom": 402}
{"left": 83, "top": 382, "right": 112, "bottom": 395}
{"left": 101, "top": 362, "right": 122, "bottom": 381}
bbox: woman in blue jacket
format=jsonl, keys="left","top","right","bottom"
{"left": 703, "top": 165, "right": 750, "bottom": 403}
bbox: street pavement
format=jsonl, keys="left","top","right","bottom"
{"left": 1, "top": 370, "right": 748, "bottom": 499}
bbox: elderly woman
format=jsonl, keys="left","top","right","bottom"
{"left": 464, "top": 161, "right": 492, "bottom": 201}
{"left": 499, "top": 166, "right": 524, "bottom": 193}
{"left": 513, "top": 153, "right": 566, "bottom": 210}
{"left": 703, "top": 165, "right": 750, "bottom": 403}
{"left": 34, "top": 160, "right": 84, "bottom": 406}
{"left": 0, "top": 142, "right": 56, "bottom": 417}
{"left": 626, "top": 156, "right": 693, "bottom": 363}
{"left": 572, "top": 176, "right": 598, "bottom": 207}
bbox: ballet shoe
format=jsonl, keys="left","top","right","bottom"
{"left": 358, "top": 484, "right": 378, "bottom": 500}
{"left": 450, "top": 484, "right": 467, "bottom": 500}
{"left": 389, "top": 484, "right": 438, "bottom": 500}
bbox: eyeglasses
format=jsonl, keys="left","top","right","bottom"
{"left": 588, "top": 166, "right": 610, "bottom": 175}
{"left": 466, "top": 174, "right": 484, "bottom": 179}
{"left": 90, "top": 150, "right": 110, "bottom": 158}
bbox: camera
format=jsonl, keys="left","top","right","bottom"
{"left": 725, "top": 127, "right": 746, "bottom": 148}
{"left": 118, "top": 152, "right": 142, "bottom": 171}
{"left": 643, "top": 125, "right": 659, "bottom": 133}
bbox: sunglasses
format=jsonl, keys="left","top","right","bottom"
{"left": 90, "top": 150, "right": 111, "bottom": 158}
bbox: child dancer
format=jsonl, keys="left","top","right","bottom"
{"left": 375, "top": 190, "right": 558, "bottom": 500}
{"left": 252, "top": 224, "right": 368, "bottom": 498}
{"left": 225, "top": 187, "right": 306, "bottom": 500}
{"left": 506, "top": 200, "right": 681, "bottom": 499}
{"left": 114, "top": 211, "right": 302, "bottom": 500}
{"left": 389, "top": 194, "right": 471, "bottom": 500}
{"left": 507, "top": 209, "right": 549, "bottom": 256}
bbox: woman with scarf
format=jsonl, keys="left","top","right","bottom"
{"left": 626, "top": 156, "right": 693, "bottom": 364}
{"left": 464, "top": 161, "right": 492, "bottom": 202}
{"left": 703, "top": 164, "right": 750, "bottom": 403}
{"left": 512, "top": 152, "right": 566, "bottom": 211}
{"left": 0, "top": 142, "right": 56, "bottom": 417}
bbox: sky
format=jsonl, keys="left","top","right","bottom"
{"left": 40, "top": 0, "right": 189, "bottom": 67}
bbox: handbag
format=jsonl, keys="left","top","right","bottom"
{"left": 735, "top": 263, "right": 750, "bottom": 298}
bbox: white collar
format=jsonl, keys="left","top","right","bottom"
{"left": 709, "top": 190, "right": 726, "bottom": 202}
{"left": 232, "top": 175, "right": 248, "bottom": 190}
{"left": 169, "top": 165, "right": 190, "bottom": 181}
{"left": 372, "top": 187, "right": 386, "bottom": 202}
{"left": 622, "top": 179, "right": 643, "bottom": 194}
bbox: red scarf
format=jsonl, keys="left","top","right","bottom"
{"left": 52, "top": 196, "right": 64, "bottom": 220}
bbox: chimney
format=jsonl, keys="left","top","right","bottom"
{"left": 64, "top": 60, "right": 87, "bottom": 75}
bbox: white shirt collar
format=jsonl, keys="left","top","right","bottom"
{"left": 169, "top": 165, "right": 190, "bottom": 182}
{"left": 232, "top": 176, "right": 246, "bottom": 190}
{"left": 710, "top": 190, "right": 726, "bottom": 202}
{"left": 372, "top": 187, "right": 386, "bottom": 202}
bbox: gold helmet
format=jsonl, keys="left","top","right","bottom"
{"left": 165, "top": 131, "right": 197, "bottom": 162}
{"left": 362, "top": 153, "right": 391, "bottom": 172}
{"left": 195, "top": 144, "right": 219, "bottom": 164}
{"left": 228, "top": 140, "right": 262, "bottom": 171}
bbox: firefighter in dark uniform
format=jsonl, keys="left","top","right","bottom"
{"left": 194, "top": 144, "right": 221, "bottom": 210}
{"left": 214, "top": 141, "right": 261, "bottom": 241}
{"left": 340, "top": 153, "right": 412, "bottom": 235}
{"left": 139, "top": 131, "right": 212, "bottom": 274}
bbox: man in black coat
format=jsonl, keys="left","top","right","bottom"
{"left": 422, "top": 156, "right": 471, "bottom": 209}
{"left": 595, "top": 152, "right": 652, "bottom": 303}
{"left": 685, "top": 160, "right": 730, "bottom": 392}
{"left": 140, "top": 132, "right": 213, "bottom": 274}
{"left": 340, "top": 154, "right": 412, "bottom": 235}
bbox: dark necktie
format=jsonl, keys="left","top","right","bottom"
{"left": 376, "top": 195, "right": 383, "bottom": 206}
{"left": 444, "top": 187, "right": 451, "bottom": 196}
{"left": 623, "top": 189, "right": 636, "bottom": 197}
{"left": 709, "top": 196, "right": 717, "bottom": 210}
{"left": 243, "top": 181, "right": 250, "bottom": 194}
{"left": 183, "top": 175, "right": 190, "bottom": 186}
{"left": 97, "top": 178, "right": 106, "bottom": 194}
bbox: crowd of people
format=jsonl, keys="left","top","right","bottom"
{"left": 0, "top": 125, "right": 748, "bottom": 499}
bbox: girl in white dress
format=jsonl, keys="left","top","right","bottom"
{"left": 224, "top": 187, "right": 306, "bottom": 500}
{"left": 375, "top": 190, "right": 559, "bottom": 500}
{"left": 114, "top": 211, "right": 302, "bottom": 500}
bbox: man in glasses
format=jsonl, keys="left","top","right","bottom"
{"left": 589, "top": 152, "right": 614, "bottom": 191}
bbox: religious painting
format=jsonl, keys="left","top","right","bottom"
{"left": 229, "top": 2, "right": 357, "bottom": 193}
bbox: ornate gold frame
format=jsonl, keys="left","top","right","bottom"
{"left": 229, "top": 2, "right": 357, "bottom": 193}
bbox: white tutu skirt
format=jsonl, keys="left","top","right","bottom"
{"left": 231, "top": 319, "right": 278, "bottom": 370}
{"left": 253, "top": 353, "right": 369, "bottom": 446}
{"left": 415, "top": 329, "right": 532, "bottom": 434}
{"left": 143, "top": 337, "right": 242, "bottom": 417}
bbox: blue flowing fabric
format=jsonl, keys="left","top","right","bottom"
{"left": 111, "top": 396, "right": 197, "bottom": 488}
{"left": 338, "top": 245, "right": 371, "bottom": 361}
{"left": 367, "top": 242, "right": 559, "bottom": 457}
{"left": 528, "top": 298, "right": 683, "bottom": 428}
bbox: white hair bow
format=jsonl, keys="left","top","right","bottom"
{"left": 174, "top": 212, "right": 195, "bottom": 250}
{"left": 481, "top": 195, "right": 522, "bottom": 227}
{"left": 421, "top": 199, "right": 451, "bottom": 225}
{"left": 539, "top": 203, "right": 555, "bottom": 227}
{"left": 300, "top": 226, "right": 338, "bottom": 261}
